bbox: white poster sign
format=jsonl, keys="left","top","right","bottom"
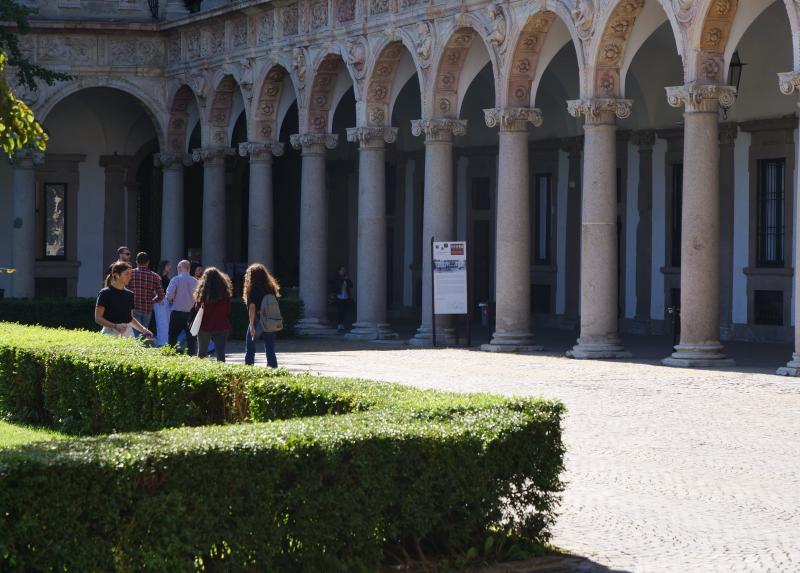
{"left": 433, "top": 241, "right": 468, "bottom": 315}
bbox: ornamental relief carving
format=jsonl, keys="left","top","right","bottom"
{"left": 567, "top": 98, "right": 632, "bottom": 123}
{"left": 187, "top": 29, "right": 201, "bottom": 58}
{"left": 370, "top": 0, "right": 390, "bottom": 16}
{"left": 665, "top": 83, "right": 736, "bottom": 112}
{"left": 257, "top": 11, "right": 275, "bottom": 45}
{"left": 167, "top": 35, "right": 181, "bottom": 63}
{"left": 778, "top": 71, "right": 800, "bottom": 95}
{"left": 345, "top": 37, "right": 367, "bottom": 80}
{"left": 594, "top": 0, "right": 643, "bottom": 98}
{"left": 699, "top": 0, "right": 736, "bottom": 54}
{"left": 232, "top": 19, "right": 248, "bottom": 48}
{"left": 310, "top": 0, "right": 328, "bottom": 30}
{"left": 571, "top": 0, "right": 596, "bottom": 42}
{"left": 411, "top": 20, "right": 434, "bottom": 67}
{"left": 292, "top": 47, "right": 307, "bottom": 86}
{"left": 109, "top": 38, "right": 164, "bottom": 67}
{"left": 486, "top": 4, "right": 507, "bottom": 55}
{"left": 38, "top": 36, "right": 97, "bottom": 64}
{"left": 283, "top": 4, "right": 299, "bottom": 36}
{"left": 673, "top": 0, "right": 695, "bottom": 25}
{"left": 336, "top": 0, "right": 356, "bottom": 23}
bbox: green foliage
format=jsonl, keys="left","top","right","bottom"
{"left": 0, "top": 52, "right": 46, "bottom": 156}
{"left": 0, "top": 292, "right": 304, "bottom": 339}
{"left": 0, "top": 323, "right": 566, "bottom": 572}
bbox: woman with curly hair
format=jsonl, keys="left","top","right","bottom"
{"left": 243, "top": 263, "right": 281, "bottom": 368}
{"left": 192, "top": 266, "right": 233, "bottom": 361}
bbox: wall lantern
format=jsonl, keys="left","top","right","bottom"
{"left": 722, "top": 51, "right": 746, "bottom": 119}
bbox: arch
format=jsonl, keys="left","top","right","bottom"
{"left": 306, "top": 53, "right": 353, "bottom": 133}
{"left": 783, "top": 0, "right": 800, "bottom": 70}
{"left": 503, "top": 11, "right": 559, "bottom": 108}
{"left": 689, "top": 0, "right": 739, "bottom": 83}
{"left": 206, "top": 74, "right": 239, "bottom": 146}
{"left": 254, "top": 64, "right": 296, "bottom": 142}
{"left": 365, "top": 40, "right": 421, "bottom": 126}
{"left": 591, "top": 0, "right": 648, "bottom": 98}
{"left": 37, "top": 77, "right": 167, "bottom": 150}
{"left": 431, "top": 21, "right": 498, "bottom": 118}
{"left": 165, "top": 84, "right": 201, "bottom": 154}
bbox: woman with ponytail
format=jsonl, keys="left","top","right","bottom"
{"left": 95, "top": 261, "right": 153, "bottom": 338}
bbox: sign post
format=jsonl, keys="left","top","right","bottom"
{"left": 431, "top": 240, "right": 468, "bottom": 347}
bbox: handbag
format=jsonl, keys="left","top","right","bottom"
{"left": 259, "top": 294, "right": 284, "bottom": 332}
{"left": 189, "top": 304, "right": 204, "bottom": 336}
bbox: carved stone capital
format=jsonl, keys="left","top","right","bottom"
{"left": 665, "top": 83, "right": 736, "bottom": 113}
{"left": 289, "top": 133, "right": 339, "bottom": 151}
{"left": 154, "top": 151, "right": 191, "bottom": 169}
{"left": 11, "top": 148, "right": 45, "bottom": 168}
{"left": 567, "top": 99, "right": 632, "bottom": 125}
{"left": 483, "top": 107, "right": 543, "bottom": 131}
{"left": 346, "top": 126, "right": 398, "bottom": 148}
{"left": 631, "top": 129, "right": 655, "bottom": 150}
{"left": 239, "top": 141, "right": 285, "bottom": 160}
{"left": 778, "top": 71, "right": 800, "bottom": 96}
{"left": 410, "top": 119, "right": 467, "bottom": 142}
{"left": 191, "top": 146, "right": 235, "bottom": 165}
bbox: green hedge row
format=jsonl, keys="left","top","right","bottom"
{"left": 0, "top": 289, "right": 304, "bottom": 339}
{"left": 0, "top": 323, "right": 566, "bottom": 572}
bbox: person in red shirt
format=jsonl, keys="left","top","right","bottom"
{"left": 193, "top": 267, "right": 232, "bottom": 361}
{"left": 128, "top": 252, "right": 164, "bottom": 338}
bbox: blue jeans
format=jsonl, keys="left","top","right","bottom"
{"left": 132, "top": 310, "right": 152, "bottom": 338}
{"left": 245, "top": 327, "right": 277, "bottom": 368}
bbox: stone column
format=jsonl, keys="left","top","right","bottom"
{"left": 154, "top": 152, "right": 187, "bottom": 267}
{"left": 100, "top": 154, "right": 132, "bottom": 268}
{"left": 481, "top": 107, "right": 544, "bottom": 352}
{"left": 344, "top": 126, "right": 399, "bottom": 340}
{"left": 10, "top": 149, "right": 44, "bottom": 297}
{"left": 662, "top": 83, "right": 737, "bottom": 367}
{"left": 632, "top": 130, "right": 655, "bottom": 327}
{"left": 776, "top": 73, "right": 800, "bottom": 375}
{"left": 290, "top": 133, "right": 339, "bottom": 336}
{"left": 565, "top": 99, "right": 632, "bottom": 359}
{"left": 239, "top": 141, "right": 284, "bottom": 269}
{"left": 409, "top": 118, "right": 467, "bottom": 347}
{"left": 718, "top": 123, "right": 738, "bottom": 339}
{"left": 192, "top": 146, "right": 232, "bottom": 270}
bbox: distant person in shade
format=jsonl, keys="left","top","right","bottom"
{"left": 193, "top": 267, "right": 232, "bottom": 362}
{"left": 165, "top": 259, "right": 198, "bottom": 355}
{"left": 95, "top": 261, "right": 153, "bottom": 339}
{"left": 331, "top": 265, "right": 353, "bottom": 332}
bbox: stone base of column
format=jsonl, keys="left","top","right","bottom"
{"left": 481, "top": 331, "right": 543, "bottom": 353}
{"left": 409, "top": 326, "right": 457, "bottom": 347}
{"left": 344, "top": 322, "right": 398, "bottom": 341}
{"left": 566, "top": 336, "right": 631, "bottom": 359}
{"left": 661, "top": 343, "right": 735, "bottom": 368}
{"left": 775, "top": 354, "right": 800, "bottom": 376}
{"left": 295, "top": 318, "right": 340, "bottom": 337}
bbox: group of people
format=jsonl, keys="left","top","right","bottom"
{"left": 94, "top": 246, "right": 281, "bottom": 368}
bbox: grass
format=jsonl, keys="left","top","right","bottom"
{"left": 0, "top": 420, "right": 67, "bottom": 448}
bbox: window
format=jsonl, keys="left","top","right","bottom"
{"left": 670, "top": 164, "right": 683, "bottom": 267}
{"left": 534, "top": 174, "right": 552, "bottom": 265}
{"left": 754, "top": 290, "right": 783, "bottom": 326}
{"left": 43, "top": 183, "right": 67, "bottom": 260}
{"left": 756, "top": 158, "right": 785, "bottom": 267}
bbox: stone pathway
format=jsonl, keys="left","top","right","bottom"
{"left": 227, "top": 335, "right": 800, "bottom": 573}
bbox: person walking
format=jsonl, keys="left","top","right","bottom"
{"left": 332, "top": 265, "right": 353, "bottom": 332}
{"left": 94, "top": 261, "right": 152, "bottom": 338}
{"left": 153, "top": 260, "right": 172, "bottom": 347}
{"left": 103, "top": 245, "right": 132, "bottom": 286}
{"left": 193, "top": 267, "right": 232, "bottom": 362}
{"left": 243, "top": 263, "right": 281, "bottom": 368}
{"left": 128, "top": 252, "right": 164, "bottom": 338}
{"left": 165, "top": 259, "right": 198, "bottom": 355}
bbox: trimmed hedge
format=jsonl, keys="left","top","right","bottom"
{"left": 0, "top": 289, "right": 304, "bottom": 339}
{"left": 0, "top": 323, "right": 566, "bottom": 572}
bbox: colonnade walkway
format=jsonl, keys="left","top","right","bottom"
{"left": 227, "top": 331, "right": 800, "bottom": 572}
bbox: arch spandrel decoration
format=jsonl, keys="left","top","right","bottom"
{"left": 504, "top": 11, "right": 556, "bottom": 107}
{"left": 207, "top": 75, "right": 238, "bottom": 146}
{"left": 432, "top": 28, "right": 481, "bottom": 118}
{"left": 167, "top": 85, "right": 198, "bottom": 153}
{"left": 691, "top": 0, "right": 739, "bottom": 83}
{"left": 592, "top": 0, "right": 646, "bottom": 98}
{"left": 365, "top": 42, "right": 408, "bottom": 126}
{"left": 307, "top": 54, "right": 345, "bottom": 133}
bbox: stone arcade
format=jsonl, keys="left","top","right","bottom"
{"left": 3, "top": 0, "right": 800, "bottom": 372}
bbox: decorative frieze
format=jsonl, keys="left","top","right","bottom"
{"left": 346, "top": 126, "right": 398, "bottom": 147}
{"left": 483, "top": 107, "right": 543, "bottom": 131}
{"left": 310, "top": 0, "right": 328, "bottom": 30}
{"left": 410, "top": 118, "right": 467, "bottom": 142}
{"left": 336, "top": 0, "right": 356, "bottom": 22}
{"left": 290, "top": 133, "right": 339, "bottom": 150}
{"left": 38, "top": 36, "right": 96, "bottom": 64}
{"left": 282, "top": 3, "right": 299, "bottom": 36}
{"left": 186, "top": 29, "right": 201, "bottom": 59}
{"left": 257, "top": 11, "right": 275, "bottom": 45}
{"left": 239, "top": 141, "right": 285, "bottom": 160}
{"left": 108, "top": 38, "right": 164, "bottom": 67}
{"left": 665, "top": 83, "right": 736, "bottom": 113}
{"left": 231, "top": 18, "right": 248, "bottom": 48}
{"left": 567, "top": 98, "right": 632, "bottom": 124}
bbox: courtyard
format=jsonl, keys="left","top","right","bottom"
{"left": 229, "top": 331, "right": 800, "bottom": 573}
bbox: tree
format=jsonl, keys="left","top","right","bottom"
{"left": 0, "top": 0, "right": 70, "bottom": 157}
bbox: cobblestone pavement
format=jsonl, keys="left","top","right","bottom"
{"left": 227, "top": 334, "right": 800, "bottom": 573}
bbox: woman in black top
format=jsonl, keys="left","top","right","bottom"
{"left": 95, "top": 261, "right": 152, "bottom": 338}
{"left": 243, "top": 263, "right": 280, "bottom": 367}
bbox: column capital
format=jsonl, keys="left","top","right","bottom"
{"left": 411, "top": 118, "right": 467, "bottom": 142}
{"left": 154, "top": 151, "right": 192, "bottom": 170}
{"left": 192, "top": 146, "right": 235, "bottom": 165}
{"left": 665, "top": 83, "right": 736, "bottom": 113}
{"left": 567, "top": 99, "right": 633, "bottom": 125}
{"left": 346, "top": 126, "right": 398, "bottom": 148}
{"left": 778, "top": 71, "right": 800, "bottom": 96}
{"left": 483, "top": 107, "right": 543, "bottom": 131}
{"left": 10, "top": 148, "right": 45, "bottom": 169}
{"left": 631, "top": 129, "right": 655, "bottom": 150}
{"left": 239, "top": 141, "right": 284, "bottom": 160}
{"left": 289, "top": 133, "right": 338, "bottom": 151}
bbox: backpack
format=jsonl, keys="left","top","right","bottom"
{"left": 259, "top": 294, "right": 283, "bottom": 332}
